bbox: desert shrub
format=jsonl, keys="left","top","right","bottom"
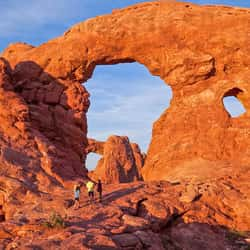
{"left": 42, "top": 212, "right": 65, "bottom": 229}
{"left": 226, "top": 230, "right": 250, "bottom": 249}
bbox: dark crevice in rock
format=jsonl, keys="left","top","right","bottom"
{"left": 206, "top": 66, "right": 216, "bottom": 79}
{"left": 162, "top": 210, "right": 189, "bottom": 230}
{"left": 192, "top": 193, "right": 202, "bottom": 202}
{"left": 135, "top": 198, "right": 148, "bottom": 216}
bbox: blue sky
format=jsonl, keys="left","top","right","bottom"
{"left": 0, "top": 0, "right": 248, "bottom": 169}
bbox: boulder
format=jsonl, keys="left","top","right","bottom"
{"left": 112, "top": 233, "right": 143, "bottom": 249}
{"left": 179, "top": 185, "right": 201, "bottom": 203}
{"left": 122, "top": 214, "right": 150, "bottom": 231}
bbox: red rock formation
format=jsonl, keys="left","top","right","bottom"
{"left": 130, "top": 143, "right": 145, "bottom": 179}
{"left": 85, "top": 138, "right": 104, "bottom": 155}
{"left": 0, "top": 177, "right": 249, "bottom": 249}
{"left": 0, "top": 48, "right": 89, "bottom": 188}
{"left": 0, "top": 2, "right": 249, "bottom": 248}
{"left": 87, "top": 136, "right": 144, "bottom": 183}
{"left": 1, "top": 2, "right": 250, "bottom": 184}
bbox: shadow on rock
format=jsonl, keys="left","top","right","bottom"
{"left": 102, "top": 184, "right": 144, "bottom": 203}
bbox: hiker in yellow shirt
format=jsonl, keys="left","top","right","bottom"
{"left": 86, "top": 180, "right": 95, "bottom": 202}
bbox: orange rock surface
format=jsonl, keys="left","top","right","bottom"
{"left": 2, "top": 1, "right": 250, "bottom": 184}
{"left": 0, "top": 1, "right": 249, "bottom": 248}
{"left": 0, "top": 179, "right": 249, "bottom": 249}
{"left": 87, "top": 136, "right": 144, "bottom": 183}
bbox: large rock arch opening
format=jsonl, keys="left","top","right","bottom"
{"left": 86, "top": 63, "right": 172, "bottom": 150}
{"left": 0, "top": 1, "right": 249, "bottom": 188}
{"left": 85, "top": 63, "right": 172, "bottom": 179}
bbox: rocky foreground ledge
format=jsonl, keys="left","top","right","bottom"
{"left": 0, "top": 169, "right": 249, "bottom": 250}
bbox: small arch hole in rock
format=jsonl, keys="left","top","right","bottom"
{"left": 84, "top": 63, "right": 173, "bottom": 171}
{"left": 86, "top": 153, "right": 102, "bottom": 172}
{"left": 222, "top": 88, "right": 246, "bottom": 117}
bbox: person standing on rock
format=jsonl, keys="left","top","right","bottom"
{"left": 86, "top": 180, "right": 95, "bottom": 203}
{"left": 97, "top": 179, "right": 103, "bottom": 203}
{"left": 73, "top": 183, "right": 81, "bottom": 210}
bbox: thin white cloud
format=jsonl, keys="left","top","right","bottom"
{"left": 87, "top": 80, "right": 171, "bottom": 122}
{"left": 86, "top": 71, "right": 172, "bottom": 153}
{"left": 0, "top": 0, "right": 87, "bottom": 37}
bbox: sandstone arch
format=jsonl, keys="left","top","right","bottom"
{"left": 0, "top": 1, "right": 249, "bottom": 186}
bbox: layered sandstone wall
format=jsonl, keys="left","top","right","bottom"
{"left": 0, "top": 1, "right": 249, "bottom": 184}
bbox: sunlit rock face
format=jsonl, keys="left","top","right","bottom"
{"left": 0, "top": 2, "right": 249, "bottom": 248}
{"left": 86, "top": 136, "right": 144, "bottom": 183}
{"left": 1, "top": 1, "right": 250, "bottom": 186}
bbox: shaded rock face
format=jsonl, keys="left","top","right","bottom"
{"left": 0, "top": 57, "right": 88, "bottom": 184}
{"left": 87, "top": 136, "right": 144, "bottom": 183}
{"left": 2, "top": 2, "right": 250, "bottom": 184}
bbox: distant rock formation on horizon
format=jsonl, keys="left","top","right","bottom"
{"left": 86, "top": 136, "right": 145, "bottom": 183}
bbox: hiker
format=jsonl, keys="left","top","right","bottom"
{"left": 0, "top": 205, "right": 5, "bottom": 222}
{"left": 97, "top": 179, "right": 103, "bottom": 203}
{"left": 86, "top": 180, "right": 95, "bottom": 203}
{"left": 73, "top": 183, "right": 81, "bottom": 209}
